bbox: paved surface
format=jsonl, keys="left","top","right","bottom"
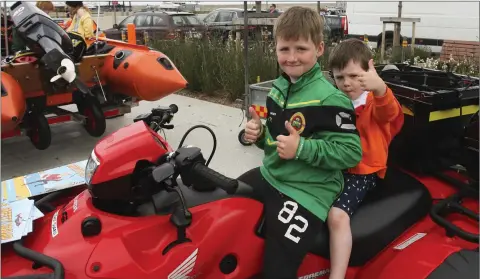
{"left": 1, "top": 94, "right": 263, "bottom": 180}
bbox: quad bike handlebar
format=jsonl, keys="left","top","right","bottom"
{"left": 145, "top": 143, "right": 238, "bottom": 252}
{"left": 133, "top": 104, "right": 179, "bottom": 133}
{"left": 152, "top": 145, "right": 238, "bottom": 195}
{"left": 191, "top": 163, "right": 239, "bottom": 194}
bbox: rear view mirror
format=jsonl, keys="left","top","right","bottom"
{"left": 113, "top": 23, "right": 119, "bottom": 29}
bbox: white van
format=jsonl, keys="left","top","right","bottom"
{"left": 345, "top": 1, "right": 479, "bottom": 53}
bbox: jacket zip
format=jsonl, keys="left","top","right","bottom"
{"left": 272, "top": 83, "right": 292, "bottom": 136}
{"left": 272, "top": 83, "right": 292, "bottom": 111}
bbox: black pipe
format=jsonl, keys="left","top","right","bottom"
{"left": 430, "top": 192, "right": 479, "bottom": 244}
{"left": 34, "top": 191, "right": 65, "bottom": 213}
{"left": 12, "top": 240, "right": 64, "bottom": 279}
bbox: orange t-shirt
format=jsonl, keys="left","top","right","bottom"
{"left": 347, "top": 86, "right": 404, "bottom": 178}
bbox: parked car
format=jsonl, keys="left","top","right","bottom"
{"left": 202, "top": 8, "right": 270, "bottom": 41}
{"left": 202, "top": 8, "right": 346, "bottom": 43}
{"left": 103, "top": 11, "right": 207, "bottom": 44}
{"left": 322, "top": 14, "right": 348, "bottom": 43}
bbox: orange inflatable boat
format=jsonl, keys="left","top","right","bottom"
{"left": 2, "top": 1, "right": 187, "bottom": 102}
{"left": 3, "top": 34, "right": 188, "bottom": 104}
{"left": 1, "top": 1, "right": 188, "bottom": 150}
{"left": 1, "top": 72, "right": 26, "bottom": 133}
{"left": 85, "top": 36, "right": 188, "bottom": 102}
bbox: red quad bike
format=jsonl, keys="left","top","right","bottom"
{"left": 1, "top": 102, "right": 479, "bottom": 279}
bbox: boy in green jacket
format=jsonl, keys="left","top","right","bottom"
{"left": 238, "top": 6, "right": 362, "bottom": 279}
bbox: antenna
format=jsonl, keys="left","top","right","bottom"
{"left": 95, "top": 1, "right": 100, "bottom": 54}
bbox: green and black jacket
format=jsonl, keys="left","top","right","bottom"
{"left": 256, "top": 62, "right": 362, "bottom": 221}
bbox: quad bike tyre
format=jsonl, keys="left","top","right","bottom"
{"left": 77, "top": 95, "right": 106, "bottom": 137}
{"left": 238, "top": 129, "right": 253, "bottom": 146}
{"left": 26, "top": 110, "right": 51, "bottom": 150}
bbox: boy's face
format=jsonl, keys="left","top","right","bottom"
{"left": 332, "top": 59, "right": 366, "bottom": 100}
{"left": 276, "top": 36, "right": 324, "bottom": 82}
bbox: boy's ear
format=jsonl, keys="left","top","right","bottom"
{"left": 316, "top": 41, "right": 325, "bottom": 57}
{"left": 329, "top": 70, "right": 338, "bottom": 89}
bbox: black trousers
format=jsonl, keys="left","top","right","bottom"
{"left": 238, "top": 167, "right": 326, "bottom": 279}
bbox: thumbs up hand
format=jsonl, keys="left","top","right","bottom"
{"left": 244, "top": 107, "right": 263, "bottom": 143}
{"left": 275, "top": 121, "right": 301, "bottom": 160}
{"left": 358, "top": 59, "right": 387, "bottom": 96}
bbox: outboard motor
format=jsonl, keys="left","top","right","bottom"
{"left": 9, "top": 1, "right": 77, "bottom": 85}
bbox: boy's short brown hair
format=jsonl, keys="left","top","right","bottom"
{"left": 329, "top": 38, "right": 373, "bottom": 71}
{"left": 274, "top": 6, "right": 324, "bottom": 46}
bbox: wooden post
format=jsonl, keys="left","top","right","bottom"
{"left": 381, "top": 23, "right": 386, "bottom": 62}
{"left": 411, "top": 22, "right": 416, "bottom": 57}
{"left": 380, "top": 17, "right": 420, "bottom": 62}
{"left": 317, "top": 1, "right": 321, "bottom": 13}
{"left": 393, "top": 1, "right": 402, "bottom": 49}
{"left": 393, "top": 1, "right": 402, "bottom": 59}
{"left": 143, "top": 30, "right": 149, "bottom": 45}
{"left": 244, "top": 1, "right": 249, "bottom": 112}
{"left": 236, "top": 30, "right": 241, "bottom": 51}
{"left": 121, "top": 29, "right": 126, "bottom": 41}
{"left": 3, "top": 1, "right": 8, "bottom": 56}
{"left": 113, "top": 1, "right": 117, "bottom": 25}
{"left": 255, "top": 1, "right": 262, "bottom": 42}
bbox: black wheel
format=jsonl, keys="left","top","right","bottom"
{"left": 238, "top": 129, "right": 253, "bottom": 146}
{"left": 82, "top": 96, "right": 106, "bottom": 137}
{"left": 26, "top": 111, "right": 51, "bottom": 150}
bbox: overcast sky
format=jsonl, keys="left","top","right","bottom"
{"left": 3, "top": 1, "right": 337, "bottom": 7}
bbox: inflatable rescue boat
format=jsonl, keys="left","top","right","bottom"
{"left": 0, "top": 1, "right": 188, "bottom": 150}
{"left": 84, "top": 36, "right": 188, "bottom": 102}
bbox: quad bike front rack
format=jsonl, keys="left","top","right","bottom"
{"left": 6, "top": 239, "right": 64, "bottom": 279}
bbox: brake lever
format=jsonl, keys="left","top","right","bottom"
{"left": 162, "top": 124, "right": 174, "bottom": 130}
{"left": 149, "top": 121, "right": 160, "bottom": 131}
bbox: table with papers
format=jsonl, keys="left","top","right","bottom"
{"left": 1, "top": 160, "right": 88, "bottom": 244}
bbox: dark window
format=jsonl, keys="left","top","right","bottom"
{"left": 217, "top": 11, "right": 234, "bottom": 22}
{"left": 134, "top": 14, "right": 150, "bottom": 27}
{"left": 183, "top": 15, "right": 201, "bottom": 25}
{"left": 118, "top": 15, "right": 134, "bottom": 28}
{"left": 171, "top": 15, "right": 186, "bottom": 26}
{"left": 204, "top": 11, "right": 218, "bottom": 23}
{"left": 152, "top": 15, "right": 168, "bottom": 26}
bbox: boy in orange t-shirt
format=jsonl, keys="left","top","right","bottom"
{"left": 326, "top": 39, "right": 404, "bottom": 279}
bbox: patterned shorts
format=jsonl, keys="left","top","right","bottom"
{"left": 332, "top": 173, "right": 378, "bottom": 216}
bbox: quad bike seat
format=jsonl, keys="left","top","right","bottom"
{"left": 137, "top": 167, "right": 432, "bottom": 267}
{"left": 234, "top": 167, "right": 432, "bottom": 267}
{"left": 308, "top": 168, "right": 432, "bottom": 266}
{"left": 180, "top": 168, "right": 431, "bottom": 267}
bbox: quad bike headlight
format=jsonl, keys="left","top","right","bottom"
{"left": 85, "top": 150, "right": 100, "bottom": 185}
